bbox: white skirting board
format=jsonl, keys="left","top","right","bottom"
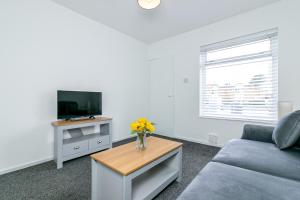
{"left": 0, "top": 134, "right": 220, "bottom": 176}
{"left": 0, "top": 135, "right": 135, "bottom": 176}
{"left": 174, "top": 135, "right": 223, "bottom": 148}
{"left": 112, "top": 134, "right": 136, "bottom": 142}
{"left": 0, "top": 156, "right": 54, "bottom": 176}
{"left": 113, "top": 134, "right": 223, "bottom": 148}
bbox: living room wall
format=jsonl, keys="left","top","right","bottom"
{"left": 0, "top": 0, "right": 149, "bottom": 174}
{"left": 148, "top": 0, "right": 300, "bottom": 146}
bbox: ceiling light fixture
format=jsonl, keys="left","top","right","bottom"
{"left": 138, "top": 0, "right": 160, "bottom": 10}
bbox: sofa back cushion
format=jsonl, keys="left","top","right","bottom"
{"left": 272, "top": 110, "right": 300, "bottom": 149}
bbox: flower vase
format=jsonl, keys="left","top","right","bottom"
{"left": 136, "top": 133, "right": 147, "bottom": 150}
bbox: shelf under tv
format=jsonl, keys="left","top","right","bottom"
{"left": 52, "top": 116, "right": 112, "bottom": 169}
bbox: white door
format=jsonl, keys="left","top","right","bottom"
{"left": 149, "top": 57, "right": 174, "bottom": 137}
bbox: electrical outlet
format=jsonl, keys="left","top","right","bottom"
{"left": 183, "top": 77, "right": 189, "bottom": 83}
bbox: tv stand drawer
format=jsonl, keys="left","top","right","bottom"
{"left": 63, "top": 140, "right": 88, "bottom": 156}
{"left": 89, "top": 135, "right": 109, "bottom": 150}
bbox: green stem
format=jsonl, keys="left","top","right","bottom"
{"left": 138, "top": 133, "right": 145, "bottom": 149}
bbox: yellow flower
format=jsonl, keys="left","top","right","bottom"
{"left": 145, "top": 122, "right": 151, "bottom": 129}
{"left": 138, "top": 122, "right": 145, "bottom": 132}
{"left": 137, "top": 118, "right": 147, "bottom": 124}
{"left": 130, "top": 118, "right": 155, "bottom": 134}
{"left": 149, "top": 125, "right": 155, "bottom": 133}
{"left": 130, "top": 122, "right": 139, "bottom": 131}
{"left": 146, "top": 122, "right": 155, "bottom": 133}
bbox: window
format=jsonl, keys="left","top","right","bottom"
{"left": 200, "top": 29, "right": 278, "bottom": 122}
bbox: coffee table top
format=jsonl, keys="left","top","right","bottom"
{"left": 91, "top": 136, "right": 183, "bottom": 176}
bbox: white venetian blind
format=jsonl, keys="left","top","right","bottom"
{"left": 200, "top": 29, "right": 278, "bottom": 122}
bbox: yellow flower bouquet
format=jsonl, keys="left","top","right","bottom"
{"left": 131, "top": 118, "right": 155, "bottom": 150}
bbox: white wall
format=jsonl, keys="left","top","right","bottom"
{"left": 148, "top": 0, "right": 300, "bottom": 146}
{"left": 0, "top": 0, "right": 149, "bottom": 174}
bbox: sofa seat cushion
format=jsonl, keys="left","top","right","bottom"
{"left": 177, "top": 162, "right": 300, "bottom": 200}
{"left": 213, "top": 139, "right": 300, "bottom": 181}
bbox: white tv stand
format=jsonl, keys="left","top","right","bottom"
{"left": 52, "top": 117, "right": 112, "bottom": 169}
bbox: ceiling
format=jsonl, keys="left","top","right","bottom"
{"left": 52, "top": 0, "right": 280, "bottom": 43}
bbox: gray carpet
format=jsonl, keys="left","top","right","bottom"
{"left": 0, "top": 135, "right": 220, "bottom": 200}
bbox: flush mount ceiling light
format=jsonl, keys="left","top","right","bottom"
{"left": 138, "top": 0, "right": 160, "bottom": 10}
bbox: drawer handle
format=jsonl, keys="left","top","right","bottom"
{"left": 74, "top": 146, "right": 80, "bottom": 150}
{"left": 97, "top": 140, "right": 102, "bottom": 144}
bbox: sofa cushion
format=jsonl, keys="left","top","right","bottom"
{"left": 177, "top": 162, "right": 300, "bottom": 200}
{"left": 272, "top": 110, "right": 300, "bottom": 149}
{"left": 212, "top": 139, "right": 300, "bottom": 181}
{"left": 242, "top": 124, "right": 274, "bottom": 143}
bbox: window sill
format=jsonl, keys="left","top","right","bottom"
{"left": 199, "top": 115, "right": 277, "bottom": 125}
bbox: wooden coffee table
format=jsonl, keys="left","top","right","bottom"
{"left": 90, "top": 136, "right": 183, "bottom": 200}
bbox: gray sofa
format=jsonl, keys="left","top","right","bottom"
{"left": 177, "top": 124, "right": 300, "bottom": 200}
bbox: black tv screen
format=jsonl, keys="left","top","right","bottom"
{"left": 57, "top": 90, "right": 102, "bottom": 120}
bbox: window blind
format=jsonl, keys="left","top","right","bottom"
{"left": 200, "top": 29, "right": 278, "bottom": 122}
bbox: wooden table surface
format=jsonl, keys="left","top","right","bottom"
{"left": 90, "top": 136, "right": 183, "bottom": 176}
{"left": 51, "top": 116, "right": 112, "bottom": 127}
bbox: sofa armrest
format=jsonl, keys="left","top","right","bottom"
{"left": 242, "top": 124, "right": 274, "bottom": 143}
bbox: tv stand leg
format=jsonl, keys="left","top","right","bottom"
{"left": 57, "top": 161, "right": 63, "bottom": 169}
{"left": 54, "top": 127, "right": 64, "bottom": 169}
{"left": 89, "top": 116, "right": 95, "bottom": 119}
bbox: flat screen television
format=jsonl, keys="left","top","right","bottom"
{"left": 57, "top": 90, "right": 102, "bottom": 120}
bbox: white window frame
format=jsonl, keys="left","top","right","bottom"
{"left": 199, "top": 29, "right": 278, "bottom": 123}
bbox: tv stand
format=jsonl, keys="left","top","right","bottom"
{"left": 52, "top": 116, "right": 112, "bottom": 169}
{"left": 89, "top": 116, "right": 96, "bottom": 119}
